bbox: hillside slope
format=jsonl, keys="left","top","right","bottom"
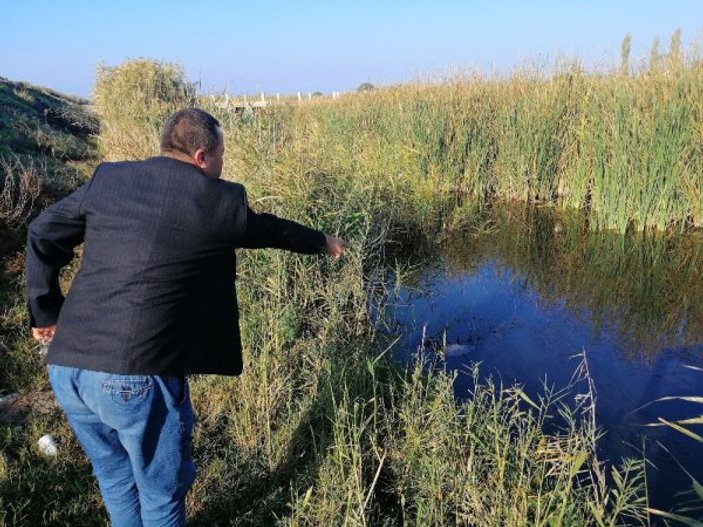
{"left": 1, "top": 78, "right": 99, "bottom": 395}
{"left": 0, "top": 77, "right": 97, "bottom": 159}
{"left": 0, "top": 77, "right": 98, "bottom": 253}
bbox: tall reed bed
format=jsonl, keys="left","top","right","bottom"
{"left": 52, "top": 59, "right": 660, "bottom": 525}
{"left": 8, "top": 53, "right": 686, "bottom": 524}
{"left": 94, "top": 48, "right": 702, "bottom": 235}
{"left": 195, "top": 41, "right": 701, "bottom": 235}
{"left": 6, "top": 38, "right": 700, "bottom": 522}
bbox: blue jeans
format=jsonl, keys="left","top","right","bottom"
{"left": 48, "top": 365, "right": 196, "bottom": 527}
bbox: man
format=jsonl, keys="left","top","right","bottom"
{"left": 26, "top": 108, "right": 345, "bottom": 526}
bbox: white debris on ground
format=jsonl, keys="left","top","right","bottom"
{"left": 37, "top": 434, "right": 59, "bottom": 457}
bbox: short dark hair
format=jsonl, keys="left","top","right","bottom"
{"left": 160, "top": 108, "right": 221, "bottom": 156}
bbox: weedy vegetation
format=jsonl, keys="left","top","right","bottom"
{"left": 2, "top": 31, "right": 702, "bottom": 526}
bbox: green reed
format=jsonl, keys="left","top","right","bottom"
{"left": 187, "top": 41, "right": 701, "bottom": 235}
{"left": 11, "top": 42, "right": 703, "bottom": 523}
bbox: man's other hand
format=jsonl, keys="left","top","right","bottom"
{"left": 325, "top": 235, "right": 346, "bottom": 259}
{"left": 32, "top": 325, "right": 56, "bottom": 343}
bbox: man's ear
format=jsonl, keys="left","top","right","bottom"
{"left": 193, "top": 148, "right": 207, "bottom": 169}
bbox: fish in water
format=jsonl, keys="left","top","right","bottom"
{"left": 442, "top": 343, "right": 474, "bottom": 356}
{"left": 422, "top": 338, "right": 475, "bottom": 357}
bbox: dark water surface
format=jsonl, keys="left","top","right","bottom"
{"left": 388, "top": 205, "right": 703, "bottom": 514}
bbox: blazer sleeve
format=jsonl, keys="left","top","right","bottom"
{"left": 237, "top": 190, "right": 326, "bottom": 254}
{"left": 26, "top": 178, "right": 93, "bottom": 327}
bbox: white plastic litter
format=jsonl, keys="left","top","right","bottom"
{"left": 38, "top": 434, "right": 59, "bottom": 457}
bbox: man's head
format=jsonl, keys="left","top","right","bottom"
{"left": 160, "top": 108, "right": 224, "bottom": 178}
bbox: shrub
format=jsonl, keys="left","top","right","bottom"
{"left": 92, "top": 59, "right": 195, "bottom": 160}
{"left": 357, "top": 82, "right": 375, "bottom": 92}
{"left": 0, "top": 155, "right": 43, "bottom": 227}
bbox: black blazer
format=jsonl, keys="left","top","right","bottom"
{"left": 26, "top": 156, "right": 325, "bottom": 376}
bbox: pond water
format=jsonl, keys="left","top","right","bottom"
{"left": 387, "top": 204, "right": 703, "bottom": 514}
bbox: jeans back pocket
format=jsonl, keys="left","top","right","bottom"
{"left": 102, "top": 376, "right": 154, "bottom": 406}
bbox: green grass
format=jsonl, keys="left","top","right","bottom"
{"left": 0, "top": 78, "right": 98, "bottom": 406}
{"left": 5, "top": 41, "right": 703, "bottom": 524}
{"left": 191, "top": 44, "right": 701, "bottom": 236}
{"left": 0, "top": 77, "right": 97, "bottom": 164}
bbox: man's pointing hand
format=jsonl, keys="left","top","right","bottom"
{"left": 325, "top": 235, "right": 346, "bottom": 259}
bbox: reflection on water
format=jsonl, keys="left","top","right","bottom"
{"left": 388, "top": 203, "right": 703, "bottom": 512}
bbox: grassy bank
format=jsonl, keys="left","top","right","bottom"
{"left": 0, "top": 77, "right": 98, "bottom": 261}
{"left": 4, "top": 45, "right": 702, "bottom": 524}
{"left": 0, "top": 77, "right": 98, "bottom": 396}
{"left": 0, "top": 78, "right": 100, "bottom": 524}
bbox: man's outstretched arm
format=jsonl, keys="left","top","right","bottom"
{"left": 238, "top": 205, "right": 345, "bottom": 257}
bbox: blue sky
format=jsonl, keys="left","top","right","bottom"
{"left": 2, "top": 1, "right": 702, "bottom": 97}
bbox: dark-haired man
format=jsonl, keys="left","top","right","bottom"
{"left": 26, "top": 108, "right": 345, "bottom": 526}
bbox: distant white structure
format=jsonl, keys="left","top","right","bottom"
{"left": 209, "top": 87, "right": 347, "bottom": 110}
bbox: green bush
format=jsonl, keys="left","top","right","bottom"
{"left": 92, "top": 59, "right": 195, "bottom": 160}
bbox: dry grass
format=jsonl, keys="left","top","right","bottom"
{"left": 8, "top": 42, "right": 701, "bottom": 523}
